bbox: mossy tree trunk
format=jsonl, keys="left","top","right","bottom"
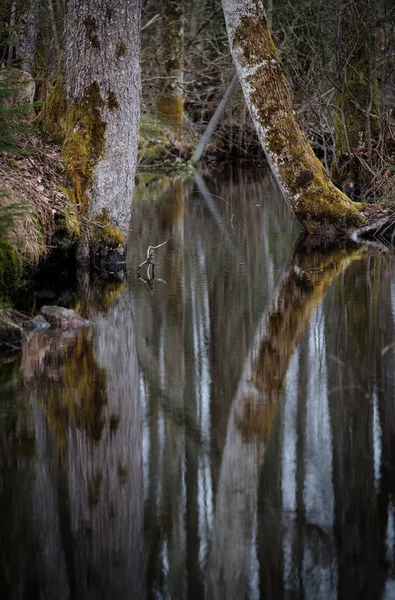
{"left": 334, "top": 0, "right": 379, "bottom": 184}
{"left": 156, "top": 0, "right": 184, "bottom": 125}
{"left": 221, "top": 0, "right": 364, "bottom": 234}
{"left": 62, "top": 0, "right": 141, "bottom": 261}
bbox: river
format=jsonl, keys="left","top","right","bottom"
{"left": 0, "top": 166, "right": 394, "bottom": 599}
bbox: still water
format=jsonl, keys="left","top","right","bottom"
{"left": 1, "top": 167, "right": 395, "bottom": 599}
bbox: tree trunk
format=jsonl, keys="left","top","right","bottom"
{"left": 156, "top": 0, "right": 184, "bottom": 124}
{"left": 62, "top": 0, "right": 141, "bottom": 259}
{"left": 192, "top": 73, "right": 238, "bottom": 163}
{"left": 19, "top": 0, "right": 39, "bottom": 73}
{"left": 221, "top": 0, "right": 364, "bottom": 234}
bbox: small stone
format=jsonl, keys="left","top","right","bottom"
{"left": 39, "top": 306, "right": 90, "bottom": 330}
{"left": 25, "top": 314, "right": 50, "bottom": 331}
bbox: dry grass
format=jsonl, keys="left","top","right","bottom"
{"left": 0, "top": 134, "right": 66, "bottom": 264}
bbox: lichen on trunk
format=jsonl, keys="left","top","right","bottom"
{"left": 222, "top": 0, "right": 364, "bottom": 234}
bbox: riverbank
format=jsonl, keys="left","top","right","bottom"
{"left": 0, "top": 111, "right": 263, "bottom": 292}
{"left": 0, "top": 113, "right": 394, "bottom": 302}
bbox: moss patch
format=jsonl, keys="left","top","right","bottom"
{"left": 92, "top": 208, "right": 125, "bottom": 248}
{"left": 0, "top": 239, "right": 22, "bottom": 291}
{"left": 54, "top": 192, "right": 81, "bottom": 240}
{"left": 42, "top": 62, "right": 67, "bottom": 144}
{"left": 137, "top": 114, "right": 196, "bottom": 169}
{"left": 61, "top": 82, "right": 106, "bottom": 215}
{"left": 156, "top": 95, "right": 183, "bottom": 125}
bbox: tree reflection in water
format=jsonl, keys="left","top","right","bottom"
{"left": 0, "top": 279, "right": 145, "bottom": 599}
{"left": 1, "top": 168, "right": 395, "bottom": 599}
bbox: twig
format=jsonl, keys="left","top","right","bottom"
{"left": 136, "top": 241, "right": 167, "bottom": 272}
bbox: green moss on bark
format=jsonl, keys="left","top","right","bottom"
{"left": 92, "top": 208, "right": 125, "bottom": 248}
{"left": 62, "top": 82, "right": 106, "bottom": 214}
{"left": 0, "top": 239, "right": 23, "bottom": 291}
{"left": 55, "top": 192, "right": 81, "bottom": 239}
{"left": 43, "top": 62, "right": 67, "bottom": 144}
{"left": 231, "top": 4, "right": 364, "bottom": 232}
{"left": 44, "top": 66, "right": 108, "bottom": 243}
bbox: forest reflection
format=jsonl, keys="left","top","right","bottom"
{"left": 1, "top": 168, "right": 395, "bottom": 599}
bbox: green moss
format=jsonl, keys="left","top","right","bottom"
{"left": 61, "top": 82, "right": 106, "bottom": 214}
{"left": 55, "top": 191, "right": 81, "bottom": 239}
{"left": 156, "top": 95, "right": 183, "bottom": 125}
{"left": 0, "top": 239, "right": 22, "bottom": 291}
{"left": 107, "top": 90, "right": 119, "bottom": 111}
{"left": 43, "top": 67, "right": 110, "bottom": 243}
{"left": 42, "top": 61, "right": 67, "bottom": 144}
{"left": 138, "top": 115, "right": 173, "bottom": 164}
{"left": 139, "top": 142, "right": 168, "bottom": 163}
{"left": 115, "top": 42, "right": 126, "bottom": 59}
{"left": 92, "top": 208, "right": 125, "bottom": 248}
{"left": 233, "top": 2, "right": 277, "bottom": 65}
{"left": 294, "top": 170, "right": 314, "bottom": 189}
{"left": 267, "top": 128, "right": 285, "bottom": 154}
{"left": 83, "top": 16, "right": 101, "bottom": 51}
{"left": 231, "top": 9, "right": 364, "bottom": 233}
{"left": 140, "top": 116, "right": 169, "bottom": 142}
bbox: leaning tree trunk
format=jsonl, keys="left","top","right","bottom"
{"left": 221, "top": 0, "right": 364, "bottom": 234}
{"left": 156, "top": 0, "right": 184, "bottom": 124}
{"left": 61, "top": 0, "right": 141, "bottom": 262}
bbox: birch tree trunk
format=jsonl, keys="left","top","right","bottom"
{"left": 156, "top": 0, "right": 184, "bottom": 124}
{"left": 221, "top": 0, "right": 364, "bottom": 234}
{"left": 61, "top": 0, "right": 141, "bottom": 261}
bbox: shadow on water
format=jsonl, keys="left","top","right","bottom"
{"left": 1, "top": 166, "right": 395, "bottom": 598}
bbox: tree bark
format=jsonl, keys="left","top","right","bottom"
{"left": 19, "top": 0, "right": 40, "bottom": 74}
{"left": 156, "top": 0, "right": 184, "bottom": 124}
{"left": 63, "top": 0, "right": 141, "bottom": 256}
{"left": 221, "top": 0, "right": 364, "bottom": 234}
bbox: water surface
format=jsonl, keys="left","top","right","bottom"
{"left": 1, "top": 168, "right": 395, "bottom": 599}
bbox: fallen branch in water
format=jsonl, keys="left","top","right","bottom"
{"left": 136, "top": 241, "right": 167, "bottom": 273}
